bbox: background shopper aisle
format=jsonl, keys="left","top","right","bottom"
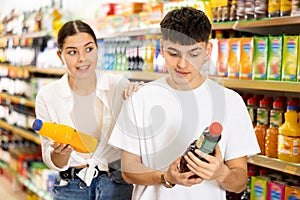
{"left": 0, "top": 175, "right": 27, "bottom": 200}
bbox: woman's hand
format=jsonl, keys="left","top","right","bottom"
{"left": 51, "top": 143, "right": 74, "bottom": 155}
{"left": 50, "top": 143, "right": 73, "bottom": 168}
{"left": 122, "top": 81, "right": 145, "bottom": 100}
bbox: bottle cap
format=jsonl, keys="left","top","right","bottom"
{"left": 209, "top": 122, "right": 222, "bottom": 136}
{"left": 32, "top": 119, "right": 43, "bottom": 131}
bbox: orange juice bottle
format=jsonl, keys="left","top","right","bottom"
{"left": 265, "top": 99, "right": 283, "bottom": 158}
{"left": 278, "top": 101, "right": 300, "bottom": 163}
{"left": 32, "top": 119, "right": 98, "bottom": 153}
{"left": 254, "top": 98, "right": 271, "bottom": 155}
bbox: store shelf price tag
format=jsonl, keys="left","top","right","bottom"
{"left": 283, "top": 165, "right": 297, "bottom": 175}
{"left": 19, "top": 97, "right": 26, "bottom": 105}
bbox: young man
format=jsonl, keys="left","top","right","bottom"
{"left": 109, "top": 7, "right": 260, "bottom": 200}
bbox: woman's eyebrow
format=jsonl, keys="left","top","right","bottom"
{"left": 65, "top": 41, "right": 94, "bottom": 50}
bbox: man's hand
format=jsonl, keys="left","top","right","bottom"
{"left": 164, "top": 157, "right": 203, "bottom": 187}
{"left": 184, "top": 145, "right": 229, "bottom": 181}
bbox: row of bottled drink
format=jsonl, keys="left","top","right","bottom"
{"left": 245, "top": 94, "right": 300, "bottom": 163}
{"left": 213, "top": 0, "right": 300, "bottom": 22}
{"left": 98, "top": 36, "right": 167, "bottom": 73}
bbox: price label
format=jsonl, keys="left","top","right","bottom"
{"left": 284, "top": 165, "right": 297, "bottom": 174}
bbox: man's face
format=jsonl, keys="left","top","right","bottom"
{"left": 161, "top": 40, "right": 211, "bottom": 90}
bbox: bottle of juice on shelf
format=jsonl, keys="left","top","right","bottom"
{"left": 278, "top": 100, "right": 300, "bottom": 163}
{"left": 179, "top": 122, "right": 222, "bottom": 178}
{"left": 265, "top": 99, "right": 284, "bottom": 158}
{"left": 32, "top": 119, "right": 98, "bottom": 153}
{"left": 247, "top": 97, "right": 258, "bottom": 127}
{"left": 254, "top": 98, "right": 271, "bottom": 155}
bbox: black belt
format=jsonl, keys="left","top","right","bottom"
{"left": 60, "top": 166, "right": 108, "bottom": 180}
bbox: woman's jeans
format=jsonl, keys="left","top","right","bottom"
{"left": 52, "top": 172, "right": 133, "bottom": 200}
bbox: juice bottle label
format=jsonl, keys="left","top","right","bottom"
{"left": 253, "top": 37, "right": 268, "bottom": 80}
{"left": 217, "top": 38, "right": 229, "bottom": 77}
{"left": 267, "top": 36, "right": 282, "bottom": 81}
{"left": 257, "top": 108, "right": 269, "bottom": 125}
{"left": 228, "top": 38, "right": 241, "bottom": 78}
{"left": 282, "top": 35, "right": 298, "bottom": 82}
{"left": 248, "top": 107, "right": 257, "bottom": 125}
{"left": 270, "top": 109, "right": 282, "bottom": 127}
{"left": 240, "top": 37, "right": 253, "bottom": 79}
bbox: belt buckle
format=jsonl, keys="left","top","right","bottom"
{"left": 61, "top": 171, "right": 70, "bottom": 179}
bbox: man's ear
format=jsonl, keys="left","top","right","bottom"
{"left": 160, "top": 39, "right": 164, "bottom": 57}
{"left": 205, "top": 41, "right": 213, "bottom": 60}
{"left": 57, "top": 50, "right": 64, "bottom": 65}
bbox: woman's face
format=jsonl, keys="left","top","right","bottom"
{"left": 57, "top": 32, "right": 98, "bottom": 80}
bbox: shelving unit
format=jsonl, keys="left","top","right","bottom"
{"left": 248, "top": 155, "right": 300, "bottom": 177}
{"left": 213, "top": 16, "right": 300, "bottom": 35}
{"left": 0, "top": 120, "right": 40, "bottom": 145}
{"left": 0, "top": 161, "right": 53, "bottom": 200}
{"left": 1, "top": 14, "right": 300, "bottom": 199}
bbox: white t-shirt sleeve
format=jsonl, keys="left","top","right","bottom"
{"left": 222, "top": 91, "right": 261, "bottom": 161}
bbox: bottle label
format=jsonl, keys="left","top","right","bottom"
{"left": 257, "top": 108, "right": 269, "bottom": 125}
{"left": 270, "top": 110, "right": 282, "bottom": 126}
{"left": 247, "top": 107, "right": 257, "bottom": 124}
{"left": 199, "top": 137, "right": 218, "bottom": 154}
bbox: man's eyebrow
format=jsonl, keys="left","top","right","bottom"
{"left": 166, "top": 46, "right": 203, "bottom": 53}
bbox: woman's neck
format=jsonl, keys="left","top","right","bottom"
{"left": 68, "top": 72, "right": 97, "bottom": 95}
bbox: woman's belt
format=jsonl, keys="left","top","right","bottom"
{"left": 60, "top": 166, "right": 107, "bottom": 180}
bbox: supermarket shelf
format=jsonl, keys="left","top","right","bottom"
{"left": 97, "top": 28, "right": 161, "bottom": 39}
{"left": 233, "top": 16, "right": 300, "bottom": 35}
{"left": 105, "top": 70, "right": 166, "bottom": 81}
{"left": 96, "top": 16, "right": 300, "bottom": 39}
{"left": 0, "top": 161, "right": 53, "bottom": 200}
{"left": 0, "top": 92, "right": 35, "bottom": 108}
{"left": 212, "top": 21, "right": 237, "bottom": 30}
{"left": 0, "top": 64, "right": 66, "bottom": 76}
{"left": 0, "top": 31, "right": 52, "bottom": 40}
{"left": 211, "top": 77, "right": 300, "bottom": 93}
{"left": 248, "top": 155, "right": 300, "bottom": 176}
{"left": 25, "top": 66, "right": 66, "bottom": 76}
{"left": 0, "top": 120, "right": 40, "bottom": 145}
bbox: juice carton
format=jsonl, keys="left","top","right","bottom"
{"left": 267, "top": 36, "right": 282, "bottom": 81}
{"left": 228, "top": 38, "right": 241, "bottom": 78}
{"left": 240, "top": 37, "right": 254, "bottom": 80}
{"left": 267, "top": 181, "right": 286, "bottom": 200}
{"left": 284, "top": 186, "right": 300, "bottom": 200}
{"left": 251, "top": 175, "right": 270, "bottom": 200}
{"left": 297, "top": 35, "right": 300, "bottom": 82}
{"left": 253, "top": 36, "right": 268, "bottom": 80}
{"left": 217, "top": 38, "right": 229, "bottom": 77}
{"left": 282, "top": 35, "right": 298, "bottom": 82}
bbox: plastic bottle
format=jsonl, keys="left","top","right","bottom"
{"left": 278, "top": 101, "right": 300, "bottom": 163}
{"left": 179, "top": 122, "right": 223, "bottom": 178}
{"left": 32, "top": 119, "right": 98, "bottom": 153}
{"left": 265, "top": 99, "right": 283, "bottom": 158}
{"left": 254, "top": 98, "right": 271, "bottom": 155}
{"left": 247, "top": 97, "right": 258, "bottom": 127}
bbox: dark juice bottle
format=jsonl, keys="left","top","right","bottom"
{"left": 179, "top": 122, "right": 223, "bottom": 178}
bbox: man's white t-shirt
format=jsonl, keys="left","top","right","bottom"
{"left": 109, "top": 77, "right": 260, "bottom": 200}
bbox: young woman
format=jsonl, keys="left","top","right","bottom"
{"left": 35, "top": 20, "right": 136, "bottom": 200}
